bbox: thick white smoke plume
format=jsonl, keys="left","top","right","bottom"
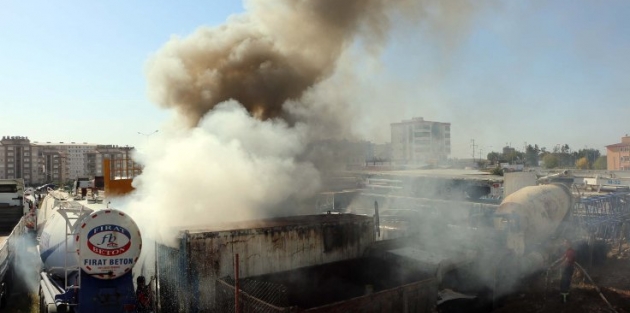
{"left": 124, "top": 0, "right": 488, "bottom": 244}
{"left": 123, "top": 102, "right": 320, "bottom": 243}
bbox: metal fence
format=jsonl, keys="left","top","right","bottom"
{"left": 216, "top": 277, "right": 290, "bottom": 313}
{"left": 215, "top": 276, "right": 437, "bottom": 313}
{"left": 571, "top": 192, "right": 630, "bottom": 241}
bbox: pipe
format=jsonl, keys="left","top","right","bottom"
{"left": 575, "top": 262, "right": 618, "bottom": 313}
{"left": 235, "top": 253, "right": 240, "bottom": 313}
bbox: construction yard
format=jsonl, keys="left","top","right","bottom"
{"left": 491, "top": 243, "right": 630, "bottom": 313}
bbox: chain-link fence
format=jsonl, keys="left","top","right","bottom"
{"left": 216, "top": 277, "right": 291, "bottom": 313}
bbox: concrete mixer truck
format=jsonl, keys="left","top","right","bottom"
{"left": 490, "top": 183, "right": 575, "bottom": 294}
{"left": 494, "top": 183, "right": 573, "bottom": 257}
{"left": 38, "top": 205, "right": 142, "bottom": 313}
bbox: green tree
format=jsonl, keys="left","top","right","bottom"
{"left": 525, "top": 144, "right": 540, "bottom": 166}
{"left": 504, "top": 150, "right": 520, "bottom": 164}
{"left": 575, "top": 157, "right": 589, "bottom": 170}
{"left": 593, "top": 156, "right": 607, "bottom": 170}
{"left": 543, "top": 154, "right": 559, "bottom": 169}
{"left": 490, "top": 166, "right": 504, "bottom": 176}
{"left": 487, "top": 152, "right": 501, "bottom": 164}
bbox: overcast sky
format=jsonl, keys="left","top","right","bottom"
{"left": 1, "top": 0, "right": 628, "bottom": 158}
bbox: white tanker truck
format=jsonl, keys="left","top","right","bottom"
{"left": 38, "top": 204, "right": 142, "bottom": 313}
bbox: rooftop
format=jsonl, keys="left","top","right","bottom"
{"left": 182, "top": 213, "right": 372, "bottom": 234}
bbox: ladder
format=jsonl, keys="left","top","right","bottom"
{"left": 60, "top": 206, "right": 86, "bottom": 291}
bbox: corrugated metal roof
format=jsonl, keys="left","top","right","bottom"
{"left": 183, "top": 213, "right": 372, "bottom": 234}
{"left": 364, "top": 168, "right": 503, "bottom": 181}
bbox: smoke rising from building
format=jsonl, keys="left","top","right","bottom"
{"left": 146, "top": 0, "right": 399, "bottom": 125}
{"left": 145, "top": 0, "right": 478, "bottom": 128}
{"left": 130, "top": 0, "right": 489, "bottom": 242}
{"left": 122, "top": 102, "right": 320, "bottom": 244}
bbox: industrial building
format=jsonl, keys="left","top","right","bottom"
{"left": 155, "top": 213, "right": 437, "bottom": 313}
{"left": 390, "top": 117, "right": 451, "bottom": 166}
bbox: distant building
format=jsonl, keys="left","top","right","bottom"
{"left": 391, "top": 117, "right": 451, "bottom": 165}
{"left": 34, "top": 141, "right": 98, "bottom": 182}
{"left": 502, "top": 146, "right": 516, "bottom": 156}
{"left": 0, "top": 136, "right": 134, "bottom": 185}
{"left": 0, "top": 136, "right": 37, "bottom": 185}
{"left": 89, "top": 145, "right": 134, "bottom": 178}
{"left": 606, "top": 135, "right": 630, "bottom": 171}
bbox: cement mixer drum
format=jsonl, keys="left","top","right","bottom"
{"left": 495, "top": 183, "right": 573, "bottom": 255}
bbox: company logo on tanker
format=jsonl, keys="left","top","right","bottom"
{"left": 87, "top": 224, "right": 132, "bottom": 256}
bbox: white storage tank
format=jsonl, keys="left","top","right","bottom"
{"left": 39, "top": 207, "right": 142, "bottom": 280}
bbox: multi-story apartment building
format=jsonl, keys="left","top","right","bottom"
{"left": 0, "top": 136, "right": 135, "bottom": 185}
{"left": 391, "top": 117, "right": 451, "bottom": 165}
{"left": 34, "top": 141, "right": 97, "bottom": 182}
{"left": 87, "top": 145, "right": 134, "bottom": 178}
{"left": 0, "top": 136, "right": 37, "bottom": 185}
{"left": 606, "top": 135, "right": 630, "bottom": 171}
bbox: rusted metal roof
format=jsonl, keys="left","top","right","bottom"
{"left": 183, "top": 213, "right": 372, "bottom": 234}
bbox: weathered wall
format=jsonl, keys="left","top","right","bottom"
{"left": 173, "top": 214, "right": 375, "bottom": 311}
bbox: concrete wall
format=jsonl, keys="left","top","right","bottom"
{"left": 503, "top": 172, "right": 537, "bottom": 197}
{"left": 176, "top": 214, "right": 375, "bottom": 311}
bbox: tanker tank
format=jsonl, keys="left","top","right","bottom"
{"left": 38, "top": 204, "right": 143, "bottom": 313}
{"left": 36, "top": 190, "right": 72, "bottom": 234}
{"left": 494, "top": 183, "right": 573, "bottom": 256}
{"left": 38, "top": 207, "right": 93, "bottom": 279}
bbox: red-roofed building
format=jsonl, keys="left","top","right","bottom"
{"left": 606, "top": 135, "right": 630, "bottom": 170}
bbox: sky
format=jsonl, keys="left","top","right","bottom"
{"left": 1, "top": 0, "right": 629, "bottom": 158}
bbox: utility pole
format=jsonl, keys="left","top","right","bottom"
{"left": 471, "top": 139, "right": 477, "bottom": 162}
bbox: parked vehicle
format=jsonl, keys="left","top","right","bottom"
{"left": 0, "top": 179, "right": 29, "bottom": 233}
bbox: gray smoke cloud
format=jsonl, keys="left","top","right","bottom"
{"left": 134, "top": 0, "right": 490, "bottom": 242}
{"left": 145, "top": 0, "right": 479, "bottom": 129}
{"left": 146, "top": 0, "right": 397, "bottom": 125}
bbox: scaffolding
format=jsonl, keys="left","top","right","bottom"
{"left": 103, "top": 157, "right": 142, "bottom": 196}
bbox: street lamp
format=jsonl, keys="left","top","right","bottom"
{"left": 138, "top": 130, "right": 159, "bottom": 137}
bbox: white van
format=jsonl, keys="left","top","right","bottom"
{"left": 0, "top": 179, "right": 29, "bottom": 232}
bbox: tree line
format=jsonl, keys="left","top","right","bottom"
{"left": 485, "top": 144, "right": 607, "bottom": 170}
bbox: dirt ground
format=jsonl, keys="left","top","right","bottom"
{"left": 492, "top": 244, "right": 630, "bottom": 313}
